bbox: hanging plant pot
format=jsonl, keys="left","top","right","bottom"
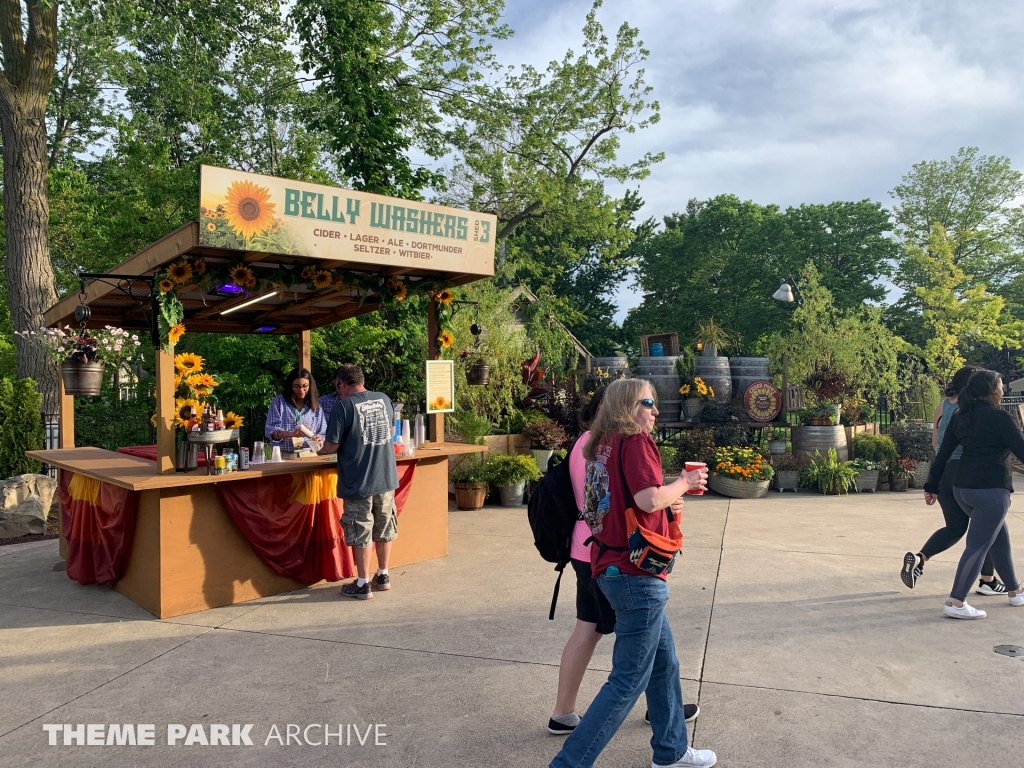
{"left": 60, "top": 360, "right": 105, "bottom": 396}
{"left": 467, "top": 361, "right": 490, "bottom": 386}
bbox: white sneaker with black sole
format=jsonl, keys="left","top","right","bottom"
{"left": 976, "top": 579, "right": 1008, "bottom": 595}
{"left": 943, "top": 602, "right": 986, "bottom": 619}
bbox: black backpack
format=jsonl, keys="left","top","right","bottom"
{"left": 527, "top": 441, "right": 580, "bottom": 619}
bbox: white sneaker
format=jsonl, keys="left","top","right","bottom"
{"left": 943, "top": 602, "right": 987, "bottom": 619}
{"left": 1009, "top": 590, "right": 1024, "bottom": 607}
{"left": 653, "top": 747, "right": 718, "bottom": 768}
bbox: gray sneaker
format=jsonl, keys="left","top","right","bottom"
{"left": 371, "top": 573, "right": 391, "bottom": 592}
{"left": 341, "top": 580, "right": 373, "bottom": 600}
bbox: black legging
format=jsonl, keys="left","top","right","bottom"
{"left": 919, "top": 459, "right": 994, "bottom": 577}
{"left": 950, "top": 487, "right": 1019, "bottom": 602}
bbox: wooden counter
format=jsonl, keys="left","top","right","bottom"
{"left": 32, "top": 443, "right": 485, "bottom": 618}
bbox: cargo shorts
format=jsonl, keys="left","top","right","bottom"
{"left": 341, "top": 490, "right": 398, "bottom": 548}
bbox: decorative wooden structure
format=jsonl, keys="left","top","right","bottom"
{"left": 31, "top": 167, "right": 495, "bottom": 617}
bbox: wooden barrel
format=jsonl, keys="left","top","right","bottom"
{"left": 730, "top": 357, "right": 771, "bottom": 400}
{"left": 638, "top": 372, "right": 681, "bottom": 423}
{"left": 693, "top": 357, "right": 731, "bottom": 403}
{"left": 591, "top": 356, "right": 630, "bottom": 379}
{"left": 637, "top": 355, "right": 680, "bottom": 377}
{"left": 793, "top": 425, "right": 848, "bottom": 462}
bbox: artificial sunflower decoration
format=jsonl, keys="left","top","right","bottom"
{"left": 431, "top": 288, "right": 454, "bottom": 306}
{"left": 175, "top": 397, "right": 202, "bottom": 426}
{"left": 229, "top": 264, "right": 255, "bottom": 288}
{"left": 333, "top": 278, "right": 344, "bottom": 290}
{"left": 174, "top": 352, "right": 204, "bottom": 374}
{"left": 192, "top": 258, "right": 207, "bottom": 276}
{"left": 438, "top": 330, "right": 455, "bottom": 348}
{"left": 206, "top": 222, "right": 216, "bottom": 232}
{"left": 301, "top": 265, "right": 316, "bottom": 281}
{"left": 167, "top": 262, "right": 192, "bottom": 286}
{"left": 393, "top": 283, "right": 408, "bottom": 302}
{"left": 223, "top": 180, "right": 276, "bottom": 240}
{"left": 223, "top": 411, "right": 244, "bottom": 429}
{"left": 167, "top": 323, "right": 185, "bottom": 345}
{"left": 313, "top": 270, "right": 333, "bottom": 289}
{"left": 158, "top": 278, "right": 176, "bottom": 294}
{"left": 244, "top": 274, "right": 257, "bottom": 288}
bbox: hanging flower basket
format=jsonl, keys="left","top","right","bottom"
{"left": 467, "top": 361, "right": 490, "bottom": 386}
{"left": 60, "top": 360, "right": 105, "bottom": 396}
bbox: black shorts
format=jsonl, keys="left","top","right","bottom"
{"left": 572, "top": 558, "right": 616, "bottom": 635}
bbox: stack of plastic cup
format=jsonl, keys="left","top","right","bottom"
{"left": 252, "top": 441, "right": 264, "bottom": 465}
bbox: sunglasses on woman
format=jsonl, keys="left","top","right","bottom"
{"left": 637, "top": 398, "right": 656, "bottom": 410}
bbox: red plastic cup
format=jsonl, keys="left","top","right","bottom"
{"left": 685, "top": 462, "right": 708, "bottom": 495}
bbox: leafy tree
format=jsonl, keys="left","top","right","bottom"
{"left": 444, "top": 1, "right": 661, "bottom": 242}
{"left": 907, "top": 225, "right": 1022, "bottom": 380}
{"left": 891, "top": 146, "right": 1024, "bottom": 290}
{"left": 0, "top": 0, "right": 61, "bottom": 410}
{"left": 291, "top": 0, "right": 509, "bottom": 197}
{"left": 0, "top": 376, "right": 43, "bottom": 477}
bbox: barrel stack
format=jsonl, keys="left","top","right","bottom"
{"left": 694, "top": 356, "right": 731, "bottom": 403}
{"left": 591, "top": 356, "right": 630, "bottom": 380}
{"left": 637, "top": 355, "right": 681, "bottom": 422}
{"left": 730, "top": 357, "right": 771, "bottom": 401}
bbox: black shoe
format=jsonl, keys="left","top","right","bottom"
{"left": 371, "top": 572, "right": 391, "bottom": 591}
{"left": 901, "top": 552, "right": 922, "bottom": 589}
{"left": 644, "top": 704, "right": 699, "bottom": 724}
{"left": 341, "top": 580, "right": 373, "bottom": 600}
{"left": 976, "top": 578, "right": 1008, "bottom": 595}
{"left": 547, "top": 716, "right": 577, "bottom": 735}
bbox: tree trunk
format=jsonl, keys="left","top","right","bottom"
{"left": 0, "top": 0, "right": 60, "bottom": 413}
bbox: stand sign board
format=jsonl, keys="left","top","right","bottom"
{"left": 199, "top": 165, "right": 496, "bottom": 277}
{"left": 425, "top": 360, "right": 455, "bottom": 414}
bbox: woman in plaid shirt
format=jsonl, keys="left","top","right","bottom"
{"left": 265, "top": 367, "right": 327, "bottom": 455}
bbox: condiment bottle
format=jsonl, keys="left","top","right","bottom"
{"left": 215, "top": 409, "right": 225, "bottom": 430}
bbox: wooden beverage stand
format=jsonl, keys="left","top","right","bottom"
{"left": 29, "top": 166, "right": 495, "bottom": 618}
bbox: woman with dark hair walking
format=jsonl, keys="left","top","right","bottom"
{"left": 901, "top": 365, "right": 1006, "bottom": 595}
{"left": 923, "top": 370, "right": 1024, "bottom": 619}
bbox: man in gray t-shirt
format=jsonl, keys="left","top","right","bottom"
{"left": 320, "top": 364, "right": 399, "bottom": 600}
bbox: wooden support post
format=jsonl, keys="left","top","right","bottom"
{"left": 298, "top": 329, "right": 311, "bottom": 372}
{"left": 58, "top": 373, "right": 74, "bottom": 448}
{"left": 781, "top": 354, "right": 790, "bottom": 425}
{"left": 155, "top": 346, "right": 176, "bottom": 474}
{"left": 426, "top": 300, "right": 444, "bottom": 445}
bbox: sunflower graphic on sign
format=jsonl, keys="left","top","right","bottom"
{"left": 223, "top": 181, "right": 275, "bottom": 240}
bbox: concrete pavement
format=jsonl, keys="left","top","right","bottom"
{"left": 1, "top": 485, "right": 1023, "bottom": 767}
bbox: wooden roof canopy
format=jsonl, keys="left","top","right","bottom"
{"left": 43, "top": 166, "right": 497, "bottom": 336}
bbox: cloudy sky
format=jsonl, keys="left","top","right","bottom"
{"left": 489, "top": 0, "right": 1024, "bottom": 318}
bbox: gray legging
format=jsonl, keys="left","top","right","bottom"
{"left": 950, "top": 487, "right": 1020, "bottom": 602}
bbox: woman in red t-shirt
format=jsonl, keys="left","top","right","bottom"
{"left": 550, "top": 379, "right": 717, "bottom": 768}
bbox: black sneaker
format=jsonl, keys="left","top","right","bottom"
{"left": 901, "top": 552, "right": 922, "bottom": 589}
{"left": 976, "top": 579, "right": 1008, "bottom": 596}
{"left": 547, "top": 716, "right": 578, "bottom": 735}
{"left": 341, "top": 580, "right": 373, "bottom": 600}
{"left": 644, "top": 704, "right": 699, "bottom": 724}
{"left": 371, "top": 573, "right": 391, "bottom": 591}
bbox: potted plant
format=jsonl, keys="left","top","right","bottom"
{"left": 770, "top": 453, "right": 802, "bottom": 492}
{"left": 461, "top": 349, "right": 491, "bottom": 386}
{"left": 889, "top": 422, "right": 934, "bottom": 487}
{"left": 799, "top": 448, "right": 858, "bottom": 495}
{"left": 850, "top": 433, "right": 897, "bottom": 491}
{"left": 678, "top": 376, "right": 715, "bottom": 421}
{"left": 695, "top": 318, "right": 740, "bottom": 359}
{"left": 450, "top": 457, "right": 489, "bottom": 510}
{"left": 18, "top": 325, "right": 142, "bottom": 396}
{"left": 484, "top": 453, "right": 542, "bottom": 506}
{"left": 708, "top": 446, "right": 774, "bottom": 499}
{"left": 850, "top": 459, "right": 883, "bottom": 493}
{"left": 766, "top": 426, "right": 790, "bottom": 455}
{"left": 522, "top": 420, "right": 568, "bottom": 473}
{"left": 803, "top": 366, "right": 850, "bottom": 425}
{"left": 886, "top": 457, "right": 916, "bottom": 492}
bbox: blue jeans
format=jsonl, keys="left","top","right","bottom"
{"left": 550, "top": 573, "right": 688, "bottom": 768}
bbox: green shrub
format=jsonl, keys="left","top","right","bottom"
{"left": 0, "top": 377, "right": 44, "bottom": 478}
{"left": 450, "top": 456, "right": 488, "bottom": 484}
{"left": 483, "top": 453, "right": 541, "bottom": 486}
{"left": 889, "top": 422, "right": 934, "bottom": 461}
{"left": 658, "top": 445, "right": 681, "bottom": 474}
{"left": 851, "top": 433, "right": 898, "bottom": 462}
{"left": 799, "top": 448, "right": 858, "bottom": 494}
{"left": 452, "top": 411, "right": 491, "bottom": 445}
{"left": 674, "top": 428, "right": 716, "bottom": 468}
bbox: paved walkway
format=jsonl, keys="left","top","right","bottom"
{"left": 2, "top": 485, "right": 1023, "bottom": 767}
